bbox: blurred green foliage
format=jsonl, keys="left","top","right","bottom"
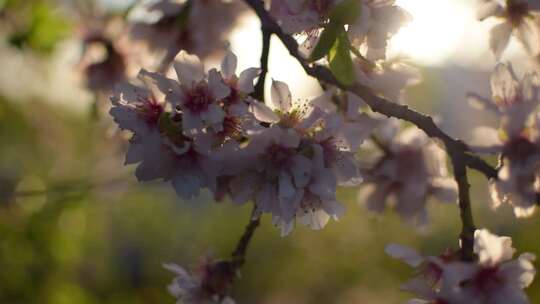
{"left": 2, "top": 0, "right": 71, "bottom": 54}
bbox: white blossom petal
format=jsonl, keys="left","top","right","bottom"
{"left": 221, "top": 51, "right": 238, "bottom": 79}
{"left": 173, "top": 51, "right": 205, "bottom": 86}
{"left": 271, "top": 79, "right": 292, "bottom": 112}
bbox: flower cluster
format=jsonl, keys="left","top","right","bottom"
{"left": 387, "top": 229, "right": 536, "bottom": 304}
{"left": 110, "top": 50, "right": 383, "bottom": 235}
{"left": 468, "top": 63, "right": 540, "bottom": 217}
{"left": 269, "top": 0, "right": 411, "bottom": 60}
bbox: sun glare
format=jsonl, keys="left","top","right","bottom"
{"left": 390, "top": 0, "right": 471, "bottom": 65}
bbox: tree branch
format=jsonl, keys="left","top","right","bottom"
{"left": 450, "top": 151, "right": 476, "bottom": 261}
{"left": 242, "top": 0, "right": 497, "bottom": 181}
{"left": 253, "top": 27, "right": 271, "bottom": 101}
{"left": 230, "top": 208, "right": 260, "bottom": 268}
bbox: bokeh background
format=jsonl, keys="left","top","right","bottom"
{"left": 1, "top": 0, "right": 539, "bottom": 303}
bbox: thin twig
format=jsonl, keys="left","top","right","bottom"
{"left": 230, "top": 207, "right": 261, "bottom": 268}
{"left": 253, "top": 28, "right": 271, "bottom": 101}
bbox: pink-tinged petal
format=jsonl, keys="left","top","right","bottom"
{"left": 338, "top": 117, "right": 380, "bottom": 151}
{"left": 491, "top": 62, "right": 520, "bottom": 104}
{"left": 520, "top": 72, "right": 540, "bottom": 103}
{"left": 366, "top": 47, "right": 386, "bottom": 61}
{"left": 182, "top": 111, "right": 204, "bottom": 134}
{"left": 229, "top": 174, "right": 257, "bottom": 204}
{"left": 171, "top": 174, "right": 202, "bottom": 199}
{"left": 385, "top": 243, "right": 425, "bottom": 267}
{"left": 208, "top": 68, "right": 231, "bottom": 100}
{"left": 516, "top": 21, "right": 540, "bottom": 56}
{"left": 249, "top": 100, "right": 280, "bottom": 123}
{"left": 321, "top": 199, "right": 345, "bottom": 220}
{"left": 466, "top": 92, "right": 500, "bottom": 113}
{"left": 221, "top": 51, "right": 237, "bottom": 79}
{"left": 333, "top": 153, "right": 362, "bottom": 186}
{"left": 192, "top": 133, "right": 214, "bottom": 155}
{"left": 163, "top": 263, "right": 190, "bottom": 277}
{"left": 361, "top": 184, "right": 389, "bottom": 214}
{"left": 255, "top": 183, "right": 277, "bottom": 214}
{"left": 476, "top": 1, "right": 503, "bottom": 20}
{"left": 238, "top": 67, "right": 261, "bottom": 93}
{"left": 137, "top": 69, "right": 175, "bottom": 102}
{"left": 173, "top": 51, "right": 205, "bottom": 86}
{"left": 113, "top": 82, "right": 150, "bottom": 105}
{"left": 291, "top": 154, "right": 312, "bottom": 188}
{"left": 279, "top": 128, "right": 301, "bottom": 148}
{"left": 310, "top": 90, "right": 337, "bottom": 113}
{"left": 499, "top": 253, "right": 536, "bottom": 288}
{"left": 278, "top": 171, "right": 296, "bottom": 199}
{"left": 278, "top": 218, "right": 294, "bottom": 237}
{"left": 201, "top": 103, "right": 225, "bottom": 125}
{"left": 298, "top": 209, "right": 330, "bottom": 230}
{"left": 474, "top": 229, "right": 516, "bottom": 266}
{"left": 348, "top": 3, "right": 371, "bottom": 44}
{"left": 489, "top": 22, "right": 513, "bottom": 60}
{"left": 271, "top": 79, "right": 292, "bottom": 112}
{"left": 309, "top": 168, "right": 337, "bottom": 200}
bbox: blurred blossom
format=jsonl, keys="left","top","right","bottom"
{"left": 467, "top": 63, "right": 540, "bottom": 218}
{"left": 359, "top": 122, "right": 457, "bottom": 226}
{"left": 129, "top": 0, "right": 246, "bottom": 69}
{"left": 164, "top": 259, "right": 237, "bottom": 304}
{"left": 388, "top": 229, "right": 537, "bottom": 304}
{"left": 75, "top": 16, "right": 130, "bottom": 94}
{"left": 476, "top": 0, "right": 540, "bottom": 60}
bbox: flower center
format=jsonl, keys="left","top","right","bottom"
{"left": 506, "top": 0, "right": 531, "bottom": 27}
{"left": 396, "top": 147, "right": 427, "bottom": 180}
{"left": 265, "top": 144, "right": 295, "bottom": 169}
{"left": 184, "top": 83, "right": 214, "bottom": 114}
{"left": 473, "top": 266, "right": 503, "bottom": 294}
{"left": 503, "top": 136, "right": 537, "bottom": 162}
{"left": 137, "top": 98, "right": 163, "bottom": 125}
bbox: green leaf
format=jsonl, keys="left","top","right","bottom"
{"left": 309, "top": 23, "right": 339, "bottom": 62}
{"left": 329, "top": 0, "right": 360, "bottom": 25}
{"left": 327, "top": 29, "right": 355, "bottom": 85}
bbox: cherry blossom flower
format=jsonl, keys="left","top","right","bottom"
{"left": 164, "top": 260, "right": 236, "bottom": 304}
{"left": 166, "top": 51, "right": 231, "bottom": 135}
{"left": 359, "top": 124, "right": 458, "bottom": 226}
{"left": 110, "top": 68, "right": 219, "bottom": 199}
{"left": 476, "top": 0, "right": 540, "bottom": 59}
{"left": 270, "top": 0, "right": 410, "bottom": 61}
{"left": 215, "top": 51, "right": 262, "bottom": 143}
{"left": 387, "top": 229, "right": 536, "bottom": 304}
{"left": 467, "top": 63, "right": 540, "bottom": 217}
